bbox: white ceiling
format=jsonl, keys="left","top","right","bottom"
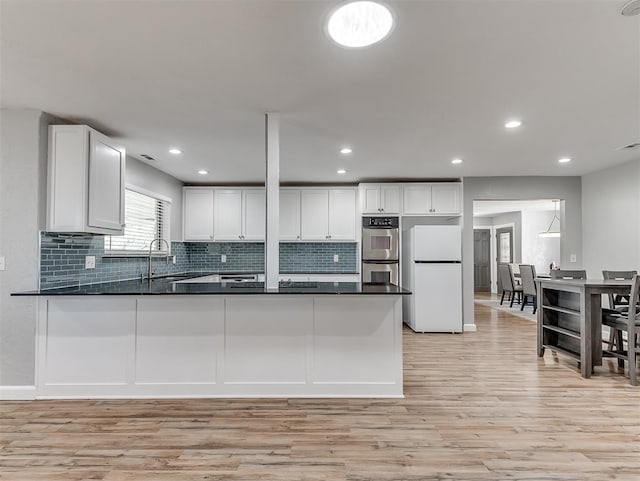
{"left": 1, "top": 0, "right": 639, "bottom": 184}
{"left": 473, "top": 199, "right": 558, "bottom": 217}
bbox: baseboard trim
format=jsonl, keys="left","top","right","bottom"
{"left": 464, "top": 323, "right": 477, "bottom": 332}
{"left": 0, "top": 386, "right": 36, "bottom": 400}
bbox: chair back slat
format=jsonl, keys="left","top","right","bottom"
{"left": 519, "top": 265, "right": 537, "bottom": 297}
{"left": 603, "top": 270, "right": 637, "bottom": 309}
{"left": 550, "top": 269, "right": 586, "bottom": 280}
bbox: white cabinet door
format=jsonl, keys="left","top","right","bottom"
{"left": 360, "top": 184, "right": 381, "bottom": 214}
{"left": 328, "top": 189, "right": 357, "bottom": 240}
{"left": 280, "top": 190, "right": 301, "bottom": 241}
{"left": 403, "top": 184, "right": 431, "bottom": 215}
{"left": 300, "top": 190, "right": 329, "bottom": 240}
{"left": 430, "top": 183, "right": 461, "bottom": 215}
{"left": 380, "top": 185, "right": 401, "bottom": 214}
{"left": 87, "top": 130, "right": 125, "bottom": 232}
{"left": 183, "top": 188, "right": 214, "bottom": 241}
{"left": 214, "top": 189, "right": 243, "bottom": 240}
{"left": 243, "top": 189, "right": 265, "bottom": 241}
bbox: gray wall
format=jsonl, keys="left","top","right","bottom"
{"left": 582, "top": 157, "right": 640, "bottom": 276}
{"left": 0, "top": 109, "right": 53, "bottom": 386}
{"left": 0, "top": 110, "right": 186, "bottom": 387}
{"left": 126, "top": 157, "right": 184, "bottom": 241}
{"left": 462, "top": 177, "right": 582, "bottom": 328}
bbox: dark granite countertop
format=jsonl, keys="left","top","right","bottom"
{"left": 12, "top": 279, "right": 410, "bottom": 296}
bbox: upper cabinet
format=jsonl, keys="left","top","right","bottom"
{"left": 359, "top": 183, "right": 401, "bottom": 214}
{"left": 300, "top": 188, "right": 357, "bottom": 241}
{"left": 402, "top": 183, "right": 461, "bottom": 216}
{"left": 279, "top": 189, "right": 301, "bottom": 241}
{"left": 242, "top": 189, "right": 266, "bottom": 241}
{"left": 183, "top": 188, "right": 214, "bottom": 241}
{"left": 214, "top": 189, "right": 243, "bottom": 240}
{"left": 47, "top": 125, "right": 125, "bottom": 235}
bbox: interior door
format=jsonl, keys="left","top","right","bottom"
{"left": 473, "top": 229, "right": 491, "bottom": 292}
{"left": 496, "top": 226, "right": 514, "bottom": 293}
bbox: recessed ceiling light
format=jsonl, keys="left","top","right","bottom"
{"left": 169, "top": 148, "right": 182, "bottom": 155}
{"left": 505, "top": 120, "right": 522, "bottom": 129}
{"left": 558, "top": 157, "right": 572, "bottom": 164}
{"left": 327, "top": 1, "right": 394, "bottom": 48}
{"left": 451, "top": 158, "right": 463, "bottom": 164}
{"left": 337, "top": 169, "right": 347, "bottom": 174}
{"left": 340, "top": 147, "right": 353, "bottom": 154}
{"left": 197, "top": 169, "right": 209, "bottom": 175}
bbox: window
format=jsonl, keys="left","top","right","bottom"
{"left": 104, "top": 187, "right": 171, "bottom": 255}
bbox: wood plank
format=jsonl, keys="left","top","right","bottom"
{"left": 1, "top": 301, "right": 639, "bottom": 480}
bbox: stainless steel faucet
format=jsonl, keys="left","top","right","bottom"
{"left": 147, "top": 238, "right": 170, "bottom": 282}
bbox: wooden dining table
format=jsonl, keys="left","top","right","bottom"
{"left": 536, "top": 278, "right": 633, "bottom": 378}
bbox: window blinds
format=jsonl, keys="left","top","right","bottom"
{"left": 105, "top": 189, "right": 168, "bottom": 254}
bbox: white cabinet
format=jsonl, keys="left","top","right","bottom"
{"left": 301, "top": 190, "right": 329, "bottom": 240}
{"left": 243, "top": 189, "right": 266, "bottom": 241}
{"left": 359, "top": 183, "right": 401, "bottom": 214}
{"left": 430, "top": 183, "right": 461, "bottom": 215}
{"left": 300, "top": 188, "right": 357, "bottom": 241}
{"left": 183, "top": 188, "right": 214, "bottom": 241}
{"left": 402, "top": 183, "right": 461, "bottom": 215}
{"left": 280, "top": 189, "right": 301, "bottom": 241}
{"left": 213, "top": 188, "right": 265, "bottom": 241}
{"left": 47, "top": 125, "right": 125, "bottom": 235}
{"left": 328, "top": 189, "right": 357, "bottom": 240}
{"left": 214, "top": 189, "right": 243, "bottom": 241}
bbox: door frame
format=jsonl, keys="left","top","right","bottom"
{"left": 491, "top": 222, "right": 515, "bottom": 294}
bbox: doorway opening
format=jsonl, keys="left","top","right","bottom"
{"left": 472, "top": 199, "right": 562, "bottom": 318}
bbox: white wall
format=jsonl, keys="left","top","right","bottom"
{"left": 0, "top": 109, "right": 53, "bottom": 386}
{"left": 582, "top": 157, "right": 640, "bottom": 276}
{"left": 126, "top": 157, "right": 184, "bottom": 241}
{"left": 521, "top": 210, "right": 561, "bottom": 275}
{"left": 462, "top": 176, "right": 582, "bottom": 330}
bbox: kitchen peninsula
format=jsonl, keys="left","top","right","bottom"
{"left": 14, "top": 279, "right": 409, "bottom": 399}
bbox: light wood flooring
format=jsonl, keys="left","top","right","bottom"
{"left": 1, "top": 302, "right": 639, "bottom": 481}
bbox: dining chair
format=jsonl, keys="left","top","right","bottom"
{"left": 550, "top": 269, "right": 587, "bottom": 280}
{"left": 518, "top": 264, "right": 537, "bottom": 314}
{"left": 602, "top": 274, "right": 640, "bottom": 386}
{"left": 499, "top": 264, "right": 522, "bottom": 307}
{"left": 602, "top": 270, "right": 638, "bottom": 356}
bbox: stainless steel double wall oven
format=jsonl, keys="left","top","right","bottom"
{"left": 361, "top": 216, "right": 399, "bottom": 285}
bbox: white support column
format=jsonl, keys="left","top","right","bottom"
{"left": 265, "top": 113, "right": 280, "bottom": 290}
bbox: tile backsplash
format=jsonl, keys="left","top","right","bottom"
{"left": 39, "top": 233, "right": 359, "bottom": 289}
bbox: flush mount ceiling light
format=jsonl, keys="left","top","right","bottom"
{"left": 505, "top": 120, "right": 522, "bottom": 129}
{"left": 451, "top": 158, "right": 463, "bottom": 164}
{"left": 169, "top": 148, "right": 182, "bottom": 155}
{"left": 539, "top": 200, "right": 561, "bottom": 238}
{"left": 621, "top": 0, "right": 640, "bottom": 16}
{"left": 558, "top": 157, "right": 572, "bottom": 164}
{"left": 337, "top": 169, "right": 348, "bottom": 174}
{"left": 327, "top": 1, "right": 394, "bottom": 48}
{"left": 340, "top": 147, "right": 353, "bottom": 154}
{"left": 197, "top": 170, "right": 209, "bottom": 175}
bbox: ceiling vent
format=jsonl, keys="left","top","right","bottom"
{"left": 621, "top": 0, "right": 640, "bottom": 16}
{"left": 618, "top": 142, "right": 640, "bottom": 150}
{"left": 140, "top": 154, "right": 156, "bottom": 161}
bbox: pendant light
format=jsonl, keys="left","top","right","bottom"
{"left": 539, "top": 200, "right": 561, "bottom": 238}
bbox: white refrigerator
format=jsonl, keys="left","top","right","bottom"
{"left": 402, "top": 225, "right": 463, "bottom": 333}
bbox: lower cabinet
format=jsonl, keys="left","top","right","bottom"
{"left": 36, "top": 295, "right": 403, "bottom": 398}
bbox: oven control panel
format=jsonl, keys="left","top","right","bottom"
{"left": 363, "top": 216, "right": 399, "bottom": 228}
